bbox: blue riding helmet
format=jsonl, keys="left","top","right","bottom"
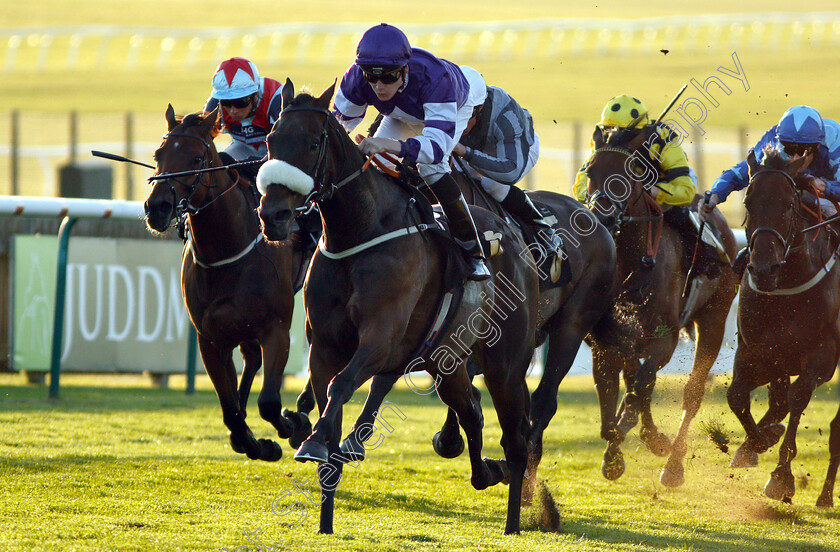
{"left": 355, "top": 23, "right": 411, "bottom": 68}
{"left": 776, "top": 105, "right": 825, "bottom": 144}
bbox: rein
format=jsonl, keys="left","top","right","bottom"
{"left": 586, "top": 144, "right": 664, "bottom": 260}
{"left": 274, "top": 103, "right": 430, "bottom": 258}
{"left": 745, "top": 167, "right": 838, "bottom": 294}
{"left": 745, "top": 168, "right": 802, "bottom": 263}
{"left": 153, "top": 128, "right": 264, "bottom": 268}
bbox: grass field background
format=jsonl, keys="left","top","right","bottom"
{"left": 1, "top": 1, "right": 839, "bottom": 228}
{"left": 3, "top": 4, "right": 840, "bottom": 550}
{"left": 2, "top": 373, "right": 840, "bottom": 551}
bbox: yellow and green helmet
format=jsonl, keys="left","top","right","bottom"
{"left": 599, "top": 95, "right": 649, "bottom": 129}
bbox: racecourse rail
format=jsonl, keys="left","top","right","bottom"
{"left": 0, "top": 195, "right": 198, "bottom": 398}
{"left": 3, "top": 13, "right": 840, "bottom": 72}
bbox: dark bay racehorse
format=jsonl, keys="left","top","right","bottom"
{"left": 583, "top": 125, "right": 739, "bottom": 486}
{"left": 728, "top": 148, "right": 840, "bottom": 506}
{"left": 422, "top": 168, "right": 618, "bottom": 501}
{"left": 257, "top": 81, "right": 539, "bottom": 534}
{"left": 144, "top": 105, "right": 313, "bottom": 461}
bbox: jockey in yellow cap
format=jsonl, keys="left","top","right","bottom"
{"left": 574, "top": 94, "right": 724, "bottom": 280}
{"left": 573, "top": 94, "right": 695, "bottom": 206}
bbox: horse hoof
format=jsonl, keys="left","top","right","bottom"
{"left": 762, "top": 423, "right": 786, "bottom": 446}
{"left": 764, "top": 471, "right": 795, "bottom": 501}
{"left": 660, "top": 463, "right": 685, "bottom": 488}
{"left": 602, "top": 450, "right": 626, "bottom": 481}
{"left": 258, "top": 439, "right": 283, "bottom": 462}
{"left": 643, "top": 432, "right": 672, "bottom": 457}
{"left": 294, "top": 439, "right": 329, "bottom": 464}
{"left": 229, "top": 433, "right": 246, "bottom": 454}
{"left": 283, "top": 409, "right": 312, "bottom": 450}
{"left": 432, "top": 430, "right": 465, "bottom": 459}
{"left": 339, "top": 434, "right": 366, "bottom": 462}
{"left": 816, "top": 493, "right": 834, "bottom": 508}
{"left": 730, "top": 444, "right": 759, "bottom": 468}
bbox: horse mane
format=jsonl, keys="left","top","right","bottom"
{"left": 760, "top": 143, "right": 788, "bottom": 169}
{"left": 176, "top": 112, "right": 221, "bottom": 139}
{"left": 604, "top": 127, "right": 643, "bottom": 147}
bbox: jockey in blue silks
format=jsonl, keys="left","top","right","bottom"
{"left": 332, "top": 23, "right": 490, "bottom": 281}
{"left": 700, "top": 105, "right": 840, "bottom": 223}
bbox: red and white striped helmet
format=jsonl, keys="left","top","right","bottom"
{"left": 211, "top": 57, "right": 260, "bottom": 100}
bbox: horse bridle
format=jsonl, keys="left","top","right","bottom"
{"left": 272, "top": 104, "right": 370, "bottom": 215}
{"left": 152, "top": 131, "right": 241, "bottom": 221}
{"left": 584, "top": 145, "right": 661, "bottom": 231}
{"left": 745, "top": 168, "right": 802, "bottom": 264}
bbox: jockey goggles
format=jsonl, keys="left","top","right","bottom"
{"left": 361, "top": 66, "right": 404, "bottom": 84}
{"left": 220, "top": 96, "right": 253, "bottom": 109}
{"left": 781, "top": 141, "right": 817, "bottom": 157}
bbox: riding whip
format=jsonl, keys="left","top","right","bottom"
{"left": 683, "top": 190, "right": 713, "bottom": 299}
{"left": 655, "top": 84, "right": 688, "bottom": 125}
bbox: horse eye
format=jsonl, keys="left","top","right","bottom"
{"left": 310, "top": 142, "right": 319, "bottom": 152}
{"left": 193, "top": 156, "right": 203, "bottom": 165}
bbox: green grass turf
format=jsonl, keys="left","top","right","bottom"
{"left": 1, "top": 372, "right": 840, "bottom": 551}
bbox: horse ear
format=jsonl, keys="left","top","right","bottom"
{"left": 165, "top": 104, "right": 178, "bottom": 131}
{"left": 199, "top": 106, "right": 220, "bottom": 138}
{"left": 209, "top": 107, "right": 221, "bottom": 138}
{"left": 746, "top": 149, "right": 760, "bottom": 177}
{"left": 281, "top": 78, "right": 294, "bottom": 110}
{"left": 592, "top": 126, "right": 605, "bottom": 149}
{"left": 316, "top": 80, "right": 337, "bottom": 110}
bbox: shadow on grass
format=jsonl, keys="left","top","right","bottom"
{"left": 564, "top": 514, "right": 835, "bottom": 552}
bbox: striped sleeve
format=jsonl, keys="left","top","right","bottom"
{"left": 333, "top": 71, "right": 368, "bottom": 135}
{"left": 463, "top": 105, "right": 531, "bottom": 185}
{"left": 402, "top": 100, "right": 458, "bottom": 165}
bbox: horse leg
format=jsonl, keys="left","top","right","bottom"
{"left": 482, "top": 360, "right": 530, "bottom": 535}
{"left": 237, "top": 339, "right": 262, "bottom": 419}
{"left": 431, "top": 362, "right": 499, "bottom": 490}
{"left": 816, "top": 401, "right": 840, "bottom": 508}
{"left": 299, "top": 346, "right": 343, "bottom": 534}
{"left": 339, "top": 372, "right": 400, "bottom": 461}
{"left": 752, "top": 377, "right": 790, "bottom": 450}
{"left": 257, "top": 325, "right": 296, "bottom": 440}
{"left": 526, "top": 319, "right": 591, "bottom": 501}
{"left": 764, "top": 372, "right": 818, "bottom": 501}
{"left": 316, "top": 410, "right": 344, "bottom": 535}
{"left": 592, "top": 347, "right": 627, "bottom": 480}
{"left": 621, "top": 342, "right": 675, "bottom": 456}
{"left": 286, "top": 378, "right": 314, "bottom": 449}
{"left": 765, "top": 342, "right": 836, "bottom": 502}
{"left": 199, "top": 338, "right": 282, "bottom": 461}
{"left": 296, "top": 334, "right": 389, "bottom": 463}
{"left": 661, "top": 310, "right": 725, "bottom": 487}
{"left": 727, "top": 347, "right": 768, "bottom": 467}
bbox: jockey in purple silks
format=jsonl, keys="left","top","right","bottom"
{"left": 333, "top": 23, "right": 490, "bottom": 281}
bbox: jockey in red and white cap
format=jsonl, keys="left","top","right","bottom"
{"left": 204, "top": 57, "right": 284, "bottom": 162}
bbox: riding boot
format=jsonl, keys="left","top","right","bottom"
{"left": 500, "top": 185, "right": 561, "bottom": 253}
{"left": 428, "top": 173, "right": 491, "bottom": 282}
{"left": 663, "top": 206, "right": 721, "bottom": 279}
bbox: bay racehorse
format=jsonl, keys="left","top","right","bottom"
{"left": 728, "top": 148, "right": 840, "bottom": 506}
{"left": 257, "top": 80, "right": 539, "bottom": 534}
{"left": 418, "top": 164, "right": 618, "bottom": 502}
{"left": 144, "top": 105, "right": 313, "bottom": 461}
{"left": 582, "top": 125, "right": 739, "bottom": 486}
